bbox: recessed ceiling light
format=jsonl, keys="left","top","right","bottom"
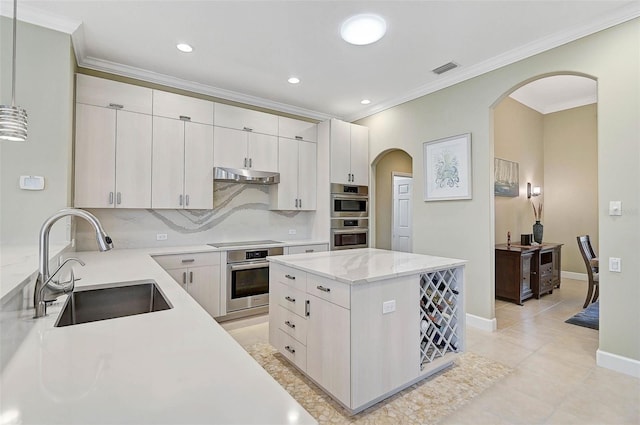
{"left": 288, "top": 77, "right": 300, "bottom": 84}
{"left": 341, "top": 14, "right": 387, "bottom": 45}
{"left": 360, "top": 99, "right": 371, "bottom": 105}
{"left": 176, "top": 43, "right": 193, "bottom": 53}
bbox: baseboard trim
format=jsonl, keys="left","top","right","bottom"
{"left": 562, "top": 271, "right": 587, "bottom": 281}
{"left": 466, "top": 313, "right": 497, "bottom": 332}
{"left": 596, "top": 349, "right": 640, "bottom": 378}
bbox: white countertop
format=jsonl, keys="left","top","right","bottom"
{"left": 268, "top": 248, "right": 467, "bottom": 284}
{"left": 0, "top": 247, "right": 317, "bottom": 425}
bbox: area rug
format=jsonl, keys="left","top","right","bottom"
{"left": 565, "top": 300, "right": 599, "bottom": 330}
{"left": 246, "top": 343, "right": 512, "bottom": 425}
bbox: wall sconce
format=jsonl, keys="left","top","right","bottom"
{"left": 527, "top": 183, "right": 541, "bottom": 199}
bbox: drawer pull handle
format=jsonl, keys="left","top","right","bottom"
{"left": 295, "top": 135, "right": 303, "bottom": 140}
{"left": 285, "top": 274, "right": 296, "bottom": 280}
{"left": 108, "top": 103, "right": 123, "bottom": 109}
{"left": 316, "top": 285, "right": 331, "bottom": 293}
{"left": 305, "top": 249, "right": 314, "bottom": 253}
{"left": 285, "top": 296, "right": 296, "bottom": 303}
{"left": 305, "top": 300, "right": 310, "bottom": 317}
{"left": 243, "top": 126, "right": 253, "bottom": 132}
{"left": 179, "top": 115, "right": 191, "bottom": 121}
{"left": 284, "top": 345, "right": 295, "bottom": 354}
{"left": 284, "top": 320, "right": 295, "bottom": 329}
{"left": 181, "top": 259, "right": 195, "bottom": 263}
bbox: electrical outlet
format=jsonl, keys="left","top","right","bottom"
{"left": 156, "top": 233, "right": 168, "bottom": 241}
{"left": 609, "top": 257, "right": 621, "bottom": 272}
{"left": 609, "top": 201, "right": 622, "bottom": 216}
{"left": 288, "top": 229, "right": 297, "bottom": 235}
{"left": 382, "top": 300, "right": 396, "bottom": 314}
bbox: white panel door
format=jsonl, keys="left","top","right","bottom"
{"left": 330, "top": 119, "right": 351, "bottom": 185}
{"left": 188, "top": 265, "right": 220, "bottom": 318}
{"left": 184, "top": 122, "right": 214, "bottom": 209}
{"left": 74, "top": 103, "right": 116, "bottom": 208}
{"left": 213, "top": 126, "right": 247, "bottom": 169}
{"left": 275, "top": 138, "right": 299, "bottom": 210}
{"left": 298, "top": 140, "right": 317, "bottom": 210}
{"left": 152, "top": 117, "right": 185, "bottom": 208}
{"left": 115, "top": 110, "right": 152, "bottom": 208}
{"left": 248, "top": 132, "right": 278, "bottom": 172}
{"left": 349, "top": 124, "right": 369, "bottom": 186}
{"left": 392, "top": 176, "right": 413, "bottom": 252}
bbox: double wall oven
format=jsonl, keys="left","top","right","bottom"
{"left": 331, "top": 183, "right": 369, "bottom": 250}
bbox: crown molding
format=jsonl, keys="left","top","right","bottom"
{"left": 79, "top": 56, "right": 334, "bottom": 121}
{"left": 0, "top": 2, "right": 80, "bottom": 34}
{"left": 346, "top": 2, "right": 640, "bottom": 122}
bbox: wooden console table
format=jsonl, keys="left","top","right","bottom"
{"left": 495, "top": 243, "right": 562, "bottom": 305}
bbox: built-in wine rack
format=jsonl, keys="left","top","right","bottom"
{"left": 419, "top": 267, "right": 462, "bottom": 369}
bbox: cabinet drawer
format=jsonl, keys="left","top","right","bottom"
{"left": 286, "top": 244, "right": 328, "bottom": 255}
{"left": 214, "top": 103, "right": 277, "bottom": 135}
{"left": 153, "top": 252, "right": 220, "bottom": 269}
{"left": 278, "top": 116, "right": 317, "bottom": 142}
{"left": 272, "top": 264, "right": 307, "bottom": 290}
{"left": 277, "top": 330, "right": 307, "bottom": 371}
{"left": 277, "top": 283, "right": 307, "bottom": 317}
{"left": 306, "top": 274, "right": 350, "bottom": 309}
{"left": 76, "top": 74, "right": 152, "bottom": 114}
{"left": 152, "top": 90, "right": 214, "bottom": 125}
{"left": 278, "top": 306, "right": 308, "bottom": 344}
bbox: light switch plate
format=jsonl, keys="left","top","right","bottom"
{"left": 609, "top": 257, "right": 621, "bottom": 272}
{"left": 609, "top": 201, "right": 622, "bottom": 216}
{"left": 156, "top": 233, "right": 168, "bottom": 241}
{"left": 382, "top": 300, "right": 396, "bottom": 314}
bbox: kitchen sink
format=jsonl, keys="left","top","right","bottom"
{"left": 55, "top": 280, "right": 172, "bottom": 327}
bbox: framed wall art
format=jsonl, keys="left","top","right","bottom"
{"left": 494, "top": 157, "right": 519, "bottom": 197}
{"left": 423, "top": 133, "right": 472, "bottom": 201}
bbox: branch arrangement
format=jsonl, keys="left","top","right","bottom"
{"left": 532, "top": 201, "right": 543, "bottom": 221}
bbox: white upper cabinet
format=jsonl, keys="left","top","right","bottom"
{"left": 76, "top": 74, "right": 152, "bottom": 114}
{"left": 330, "top": 119, "right": 369, "bottom": 186}
{"left": 270, "top": 138, "right": 316, "bottom": 211}
{"left": 213, "top": 126, "right": 278, "bottom": 172}
{"left": 152, "top": 90, "right": 214, "bottom": 125}
{"left": 214, "top": 103, "right": 278, "bottom": 135}
{"left": 278, "top": 116, "right": 317, "bottom": 142}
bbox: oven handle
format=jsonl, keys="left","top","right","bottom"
{"left": 229, "top": 262, "right": 268, "bottom": 272}
{"left": 331, "top": 194, "right": 368, "bottom": 200}
{"left": 331, "top": 228, "right": 369, "bottom": 234}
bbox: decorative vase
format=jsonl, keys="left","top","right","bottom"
{"left": 533, "top": 221, "right": 543, "bottom": 244}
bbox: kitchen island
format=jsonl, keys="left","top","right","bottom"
{"left": 0, "top": 246, "right": 316, "bottom": 425}
{"left": 268, "top": 248, "right": 467, "bottom": 414}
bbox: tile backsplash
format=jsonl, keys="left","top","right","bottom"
{"left": 75, "top": 183, "right": 316, "bottom": 250}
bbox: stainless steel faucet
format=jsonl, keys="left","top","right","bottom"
{"left": 34, "top": 208, "right": 113, "bottom": 318}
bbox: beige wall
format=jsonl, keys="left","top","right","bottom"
{"left": 373, "top": 150, "right": 412, "bottom": 250}
{"left": 0, "top": 19, "right": 74, "bottom": 245}
{"left": 358, "top": 19, "right": 640, "bottom": 364}
{"left": 544, "top": 104, "right": 598, "bottom": 273}
{"left": 494, "top": 97, "right": 544, "bottom": 243}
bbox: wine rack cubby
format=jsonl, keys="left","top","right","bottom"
{"left": 419, "top": 267, "right": 462, "bottom": 369}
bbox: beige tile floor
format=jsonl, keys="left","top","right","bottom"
{"left": 223, "top": 278, "right": 640, "bottom": 424}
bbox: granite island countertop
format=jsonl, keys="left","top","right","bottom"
{"left": 267, "top": 248, "right": 467, "bottom": 284}
{"left": 0, "top": 246, "right": 317, "bottom": 425}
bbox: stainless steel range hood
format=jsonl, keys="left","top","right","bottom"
{"left": 213, "top": 167, "right": 280, "bottom": 184}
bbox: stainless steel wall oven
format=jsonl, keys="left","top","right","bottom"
{"left": 331, "top": 183, "right": 369, "bottom": 218}
{"left": 331, "top": 218, "right": 369, "bottom": 250}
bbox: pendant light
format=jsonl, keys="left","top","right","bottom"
{"left": 0, "top": 0, "right": 28, "bottom": 142}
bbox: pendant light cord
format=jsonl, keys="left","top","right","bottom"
{"left": 11, "top": 0, "right": 18, "bottom": 107}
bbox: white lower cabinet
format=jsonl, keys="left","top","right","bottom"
{"left": 269, "top": 262, "right": 464, "bottom": 413}
{"left": 284, "top": 244, "right": 328, "bottom": 255}
{"left": 154, "top": 252, "right": 221, "bottom": 318}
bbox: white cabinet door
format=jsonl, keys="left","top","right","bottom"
{"left": 115, "top": 110, "right": 152, "bottom": 208}
{"left": 167, "top": 268, "right": 189, "bottom": 291}
{"left": 153, "top": 90, "right": 214, "bottom": 125}
{"left": 214, "top": 103, "right": 278, "bottom": 135}
{"left": 188, "top": 265, "right": 220, "bottom": 318}
{"left": 152, "top": 117, "right": 185, "bottom": 208}
{"left": 247, "top": 132, "right": 278, "bottom": 172}
{"left": 330, "top": 119, "right": 352, "bottom": 185}
{"left": 213, "top": 126, "right": 248, "bottom": 169}
{"left": 273, "top": 138, "right": 299, "bottom": 210}
{"left": 297, "top": 140, "right": 317, "bottom": 210}
{"left": 306, "top": 294, "right": 351, "bottom": 407}
{"left": 76, "top": 74, "right": 152, "bottom": 114}
{"left": 278, "top": 116, "right": 317, "bottom": 142}
{"left": 74, "top": 104, "right": 116, "bottom": 208}
{"left": 349, "top": 124, "right": 369, "bottom": 186}
{"left": 184, "top": 122, "right": 214, "bottom": 209}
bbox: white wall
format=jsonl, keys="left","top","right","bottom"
{"left": 0, "top": 19, "right": 73, "bottom": 246}
{"left": 358, "top": 19, "right": 640, "bottom": 365}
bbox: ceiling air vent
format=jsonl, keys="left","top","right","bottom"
{"left": 432, "top": 62, "right": 459, "bottom": 75}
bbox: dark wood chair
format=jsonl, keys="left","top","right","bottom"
{"left": 577, "top": 235, "right": 599, "bottom": 308}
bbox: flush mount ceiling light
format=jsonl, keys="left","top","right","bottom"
{"left": 0, "top": 0, "right": 28, "bottom": 142}
{"left": 176, "top": 43, "right": 193, "bottom": 53}
{"left": 340, "top": 14, "right": 387, "bottom": 45}
{"left": 360, "top": 99, "right": 371, "bottom": 105}
{"left": 287, "top": 77, "right": 300, "bottom": 84}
